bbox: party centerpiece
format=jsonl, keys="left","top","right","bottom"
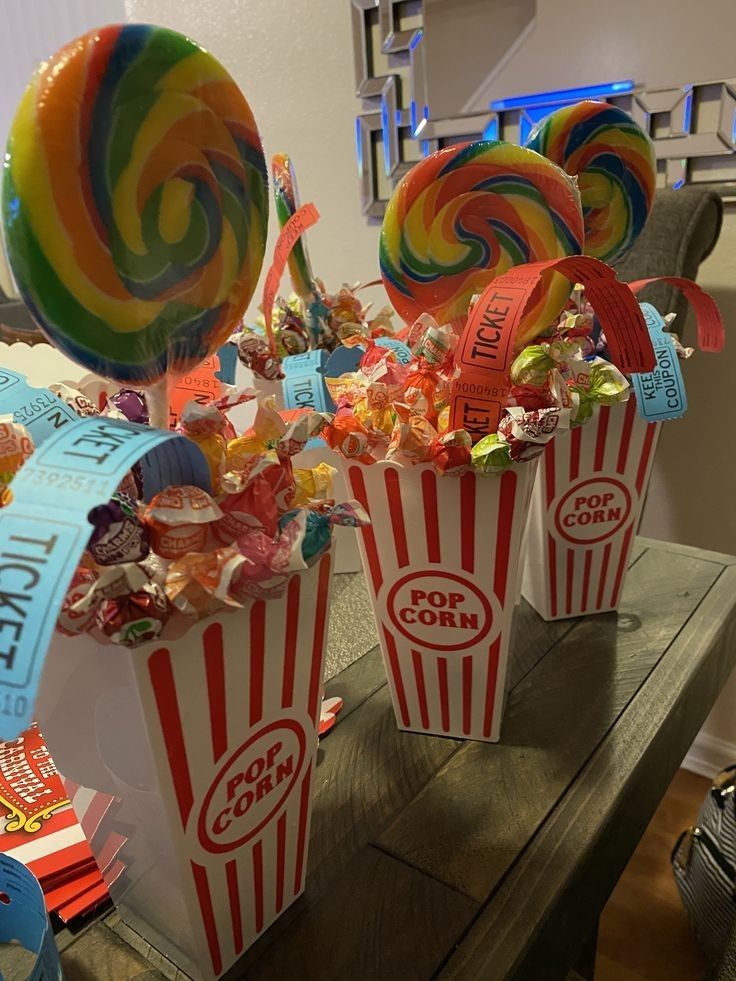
{"left": 0, "top": 24, "right": 365, "bottom": 980}
{"left": 323, "top": 134, "right": 661, "bottom": 741}
{"left": 520, "top": 101, "right": 725, "bottom": 619}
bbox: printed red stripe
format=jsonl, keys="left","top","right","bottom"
{"left": 494, "top": 469, "right": 517, "bottom": 605}
{"left": 610, "top": 525, "right": 635, "bottom": 608}
{"left": 275, "top": 811, "right": 287, "bottom": 914}
{"left": 544, "top": 440, "right": 556, "bottom": 506}
{"left": 483, "top": 638, "right": 502, "bottom": 738}
{"left": 45, "top": 868, "right": 103, "bottom": 914}
{"left": 226, "top": 859, "right": 243, "bottom": 954}
{"left": 460, "top": 471, "right": 476, "bottom": 573}
{"left": 252, "top": 839, "right": 264, "bottom": 933}
{"left": 78, "top": 797, "right": 112, "bottom": 849}
{"left": 27, "top": 843, "right": 95, "bottom": 884}
{"left": 595, "top": 543, "right": 612, "bottom": 610}
{"left": 96, "top": 832, "right": 126, "bottom": 874}
{"left": 437, "top": 658, "right": 450, "bottom": 733}
{"left": 594, "top": 406, "right": 610, "bottom": 472}
{"left": 57, "top": 879, "right": 110, "bottom": 923}
{"left": 616, "top": 397, "right": 637, "bottom": 474}
{"left": 191, "top": 862, "right": 222, "bottom": 975}
{"left": 348, "top": 466, "right": 383, "bottom": 593}
{"left": 383, "top": 628, "right": 410, "bottom": 726}
{"left": 411, "top": 650, "right": 430, "bottom": 728}
{"left": 249, "top": 603, "right": 266, "bottom": 726}
{"left": 635, "top": 422, "right": 658, "bottom": 495}
{"left": 569, "top": 425, "right": 582, "bottom": 481}
{"left": 308, "top": 554, "right": 332, "bottom": 724}
{"left": 293, "top": 763, "right": 313, "bottom": 896}
{"left": 204, "top": 623, "right": 227, "bottom": 764}
{"left": 148, "top": 648, "right": 193, "bottom": 828}
{"left": 565, "top": 549, "right": 575, "bottom": 616}
{"left": 281, "top": 575, "right": 301, "bottom": 709}
{"left": 462, "top": 656, "right": 473, "bottom": 735}
{"left": 547, "top": 534, "right": 558, "bottom": 619}
{"left": 421, "top": 469, "right": 441, "bottom": 563}
{"left": 581, "top": 549, "right": 592, "bottom": 613}
{"left": 385, "top": 468, "right": 409, "bottom": 568}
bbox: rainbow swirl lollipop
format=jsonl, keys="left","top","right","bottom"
{"left": 526, "top": 101, "right": 656, "bottom": 264}
{"left": 3, "top": 24, "right": 268, "bottom": 386}
{"left": 271, "top": 152, "right": 316, "bottom": 298}
{"left": 380, "top": 140, "right": 584, "bottom": 336}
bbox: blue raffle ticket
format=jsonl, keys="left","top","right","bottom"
{"left": 0, "top": 380, "right": 210, "bottom": 740}
{"left": 631, "top": 302, "right": 687, "bottom": 422}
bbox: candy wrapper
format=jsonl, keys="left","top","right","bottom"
{"left": 0, "top": 417, "right": 34, "bottom": 504}
{"left": 144, "top": 485, "right": 223, "bottom": 559}
{"left": 87, "top": 493, "right": 149, "bottom": 565}
{"left": 228, "top": 282, "right": 397, "bottom": 380}
{"left": 97, "top": 581, "right": 169, "bottom": 646}
{"left": 280, "top": 501, "right": 370, "bottom": 565}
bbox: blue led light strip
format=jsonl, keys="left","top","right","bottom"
{"left": 491, "top": 80, "right": 634, "bottom": 112}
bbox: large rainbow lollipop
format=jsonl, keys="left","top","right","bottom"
{"left": 3, "top": 24, "right": 268, "bottom": 422}
{"left": 526, "top": 101, "right": 656, "bottom": 264}
{"left": 379, "top": 140, "right": 584, "bottom": 337}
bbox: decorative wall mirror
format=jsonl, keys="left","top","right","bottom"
{"left": 351, "top": 0, "right": 736, "bottom": 217}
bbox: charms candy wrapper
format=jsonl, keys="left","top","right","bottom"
{"left": 16, "top": 384, "right": 369, "bottom": 648}
{"left": 322, "top": 288, "right": 693, "bottom": 477}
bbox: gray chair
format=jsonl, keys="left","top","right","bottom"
{"left": 614, "top": 186, "right": 723, "bottom": 332}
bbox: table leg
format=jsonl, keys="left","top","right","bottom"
{"left": 570, "top": 918, "right": 599, "bottom": 981}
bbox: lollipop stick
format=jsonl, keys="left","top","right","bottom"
{"left": 146, "top": 378, "right": 170, "bottom": 430}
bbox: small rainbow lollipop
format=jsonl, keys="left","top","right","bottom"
{"left": 526, "top": 101, "right": 656, "bottom": 264}
{"left": 272, "top": 152, "right": 317, "bottom": 298}
{"left": 271, "top": 152, "right": 330, "bottom": 346}
{"left": 379, "top": 140, "right": 584, "bottom": 338}
{"left": 3, "top": 24, "right": 268, "bottom": 424}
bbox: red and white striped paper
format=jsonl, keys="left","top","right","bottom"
{"left": 522, "top": 400, "right": 660, "bottom": 620}
{"left": 347, "top": 461, "right": 535, "bottom": 742}
{"left": 40, "top": 555, "right": 332, "bottom": 980}
{"left": 131, "top": 553, "right": 332, "bottom": 979}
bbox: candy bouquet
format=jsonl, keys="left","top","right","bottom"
{"left": 0, "top": 24, "right": 368, "bottom": 980}
{"left": 517, "top": 101, "right": 726, "bottom": 620}
{"left": 322, "top": 100, "right": 722, "bottom": 741}
{"left": 228, "top": 151, "right": 397, "bottom": 384}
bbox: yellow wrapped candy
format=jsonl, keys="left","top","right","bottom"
{"left": 292, "top": 462, "right": 336, "bottom": 506}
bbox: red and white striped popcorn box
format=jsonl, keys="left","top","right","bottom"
{"left": 346, "top": 461, "right": 536, "bottom": 742}
{"left": 522, "top": 399, "right": 660, "bottom": 621}
{"left": 36, "top": 554, "right": 333, "bottom": 980}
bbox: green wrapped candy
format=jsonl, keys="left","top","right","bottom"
{"left": 510, "top": 345, "right": 555, "bottom": 387}
{"left": 471, "top": 433, "right": 512, "bottom": 474}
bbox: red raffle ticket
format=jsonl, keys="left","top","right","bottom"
{"left": 261, "top": 202, "right": 320, "bottom": 355}
{"left": 627, "top": 276, "right": 725, "bottom": 352}
{"left": 449, "top": 256, "right": 656, "bottom": 441}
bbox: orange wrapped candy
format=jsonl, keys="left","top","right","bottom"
{"left": 386, "top": 408, "right": 437, "bottom": 465}
{"left": 144, "top": 486, "right": 222, "bottom": 559}
{"left": 324, "top": 411, "right": 378, "bottom": 463}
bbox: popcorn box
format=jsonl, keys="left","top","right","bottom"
{"left": 35, "top": 554, "right": 333, "bottom": 980}
{"left": 345, "top": 461, "right": 535, "bottom": 741}
{"left": 522, "top": 399, "right": 660, "bottom": 620}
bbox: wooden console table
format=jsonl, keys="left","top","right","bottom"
{"left": 59, "top": 537, "right": 736, "bottom": 980}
